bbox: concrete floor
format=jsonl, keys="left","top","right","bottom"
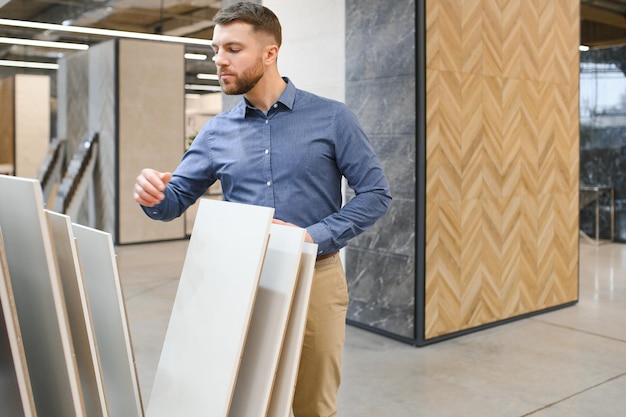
{"left": 116, "top": 239, "right": 626, "bottom": 417}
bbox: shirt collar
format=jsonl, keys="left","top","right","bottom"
{"left": 239, "top": 77, "right": 296, "bottom": 117}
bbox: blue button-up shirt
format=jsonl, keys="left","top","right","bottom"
{"left": 144, "top": 78, "right": 391, "bottom": 255}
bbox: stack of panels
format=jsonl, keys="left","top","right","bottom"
{"left": 0, "top": 175, "right": 318, "bottom": 417}
{"left": 0, "top": 175, "right": 86, "bottom": 417}
{"left": 147, "top": 199, "right": 317, "bottom": 417}
{"left": 0, "top": 175, "right": 143, "bottom": 417}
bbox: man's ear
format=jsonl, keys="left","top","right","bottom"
{"left": 264, "top": 44, "right": 279, "bottom": 65}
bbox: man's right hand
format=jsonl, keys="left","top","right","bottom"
{"left": 134, "top": 168, "right": 172, "bottom": 207}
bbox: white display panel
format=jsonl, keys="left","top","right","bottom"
{"left": 146, "top": 199, "right": 274, "bottom": 417}
{"left": 72, "top": 223, "right": 143, "bottom": 417}
{"left": 0, "top": 227, "right": 36, "bottom": 417}
{"left": 266, "top": 242, "right": 318, "bottom": 417}
{"left": 47, "top": 211, "right": 109, "bottom": 417}
{"left": 228, "top": 224, "right": 306, "bottom": 417}
{"left": 0, "top": 175, "right": 85, "bottom": 417}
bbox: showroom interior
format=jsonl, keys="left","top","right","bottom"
{"left": 1, "top": 0, "right": 626, "bottom": 416}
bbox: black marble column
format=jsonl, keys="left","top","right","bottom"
{"left": 344, "top": 0, "right": 417, "bottom": 341}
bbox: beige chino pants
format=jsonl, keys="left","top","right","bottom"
{"left": 292, "top": 252, "right": 349, "bottom": 417}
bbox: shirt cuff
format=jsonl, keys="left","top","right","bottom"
{"left": 306, "top": 222, "right": 333, "bottom": 255}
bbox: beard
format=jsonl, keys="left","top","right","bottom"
{"left": 219, "top": 58, "right": 264, "bottom": 95}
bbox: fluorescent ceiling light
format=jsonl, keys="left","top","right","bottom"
{"left": 184, "top": 53, "right": 208, "bottom": 60}
{"left": 197, "top": 73, "right": 218, "bottom": 80}
{"left": 0, "top": 18, "right": 213, "bottom": 46}
{"left": 0, "top": 36, "right": 88, "bottom": 50}
{"left": 0, "top": 59, "right": 59, "bottom": 69}
{"left": 185, "top": 84, "right": 222, "bottom": 92}
{"left": 579, "top": 45, "right": 590, "bottom": 52}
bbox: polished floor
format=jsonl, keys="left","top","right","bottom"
{"left": 116, "top": 238, "right": 626, "bottom": 417}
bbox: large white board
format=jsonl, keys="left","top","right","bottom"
{"left": 228, "top": 224, "right": 306, "bottom": 417}
{"left": 0, "top": 175, "right": 85, "bottom": 417}
{"left": 0, "top": 227, "right": 37, "bottom": 417}
{"left": 266, "top": 242, "right": 318, "bottom": 417}
{"left": 72, "top": 223, "right": 143, "bottom": 417}
{"left": 47, "top": 211, "right": 109, "bottom": 417}
{"left": 146, "top": 199, "right": 274, "bottom": 417}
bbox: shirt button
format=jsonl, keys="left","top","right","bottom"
{"left": 273, "top": 103, "right": 278, "bottom": 108}
{"left": 264, "top": 149, "right": 269, "bottom": 154}
{"left": 266, "top": 181, "right": 271, "bottom": 186}
{"left": 265, "top": 119, "right": 269, "bottom": 124}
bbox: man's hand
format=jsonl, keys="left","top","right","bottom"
{"left": 134, "top": 168, "right": 172, "bottom": 207}
{"left": 272, "top": 219, "right": 314, "bottom": 243}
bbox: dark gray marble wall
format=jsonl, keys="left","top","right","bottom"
{"left": 345, "top": 0, "right": 416, "bottom": 340}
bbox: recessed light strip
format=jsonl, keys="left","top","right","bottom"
{"left": 184, "top": 53, "right": 208, "bottom": 60}
{"left": 0, "top": 59, "right": 59, "bottom": 69}
{"left": 0, "top": 36, "right": 88, "bottom": 50}
{"left": 197, "top": 73, "right": 218, "bottom": 80}
{"left": 0, "top": 18, "right": 213, "bottom": 46}
{"left": 185, "top": 84, "right": 222, "bottom": 92}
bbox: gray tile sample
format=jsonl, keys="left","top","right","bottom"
{"left": 0, "top": 175, "right": 85, "bottom": 417}
{"left": 229, "top": 224, "right": 306, "bottom": 417}
{"left": 266, "top": 242, "right": 318, "bottom": 417}
{"left": 72, "top": 223, "right": 143, "bottom": 417}
{"left": 0, "top": 227, "right": 36, "bottom": 417}
{"left": 47, "top": 211, "right": 109, "bottom": 417}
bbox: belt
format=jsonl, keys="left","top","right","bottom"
{"left": 316, "top": 250, "right": 338, "bottom": 261}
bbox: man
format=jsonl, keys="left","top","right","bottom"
{"left": 133, "top": 2, "right": 391, "bottom": 416}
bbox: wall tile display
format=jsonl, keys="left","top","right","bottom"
{"left": 88, "top": 41, "right": 117, "bottom": 239}
{"left": 345, "top": 0, "right": 579, "bottom": 346}
{"left": 0, "top": 77, "right": 14, "bottom": 169}
{"left": 345, "top": 0, "right": 417, "bottom": 341}
{"left": 0, "top": 75, "right": 50, "bottom": 179}
{"left": 14, "top": 75, "right": 50, "bottom": 179}
{"left": 57, "top": 39, "right": 186, "bottom": 244}
{"left": 423, "top": 0, "right": 579, "bottom": 342}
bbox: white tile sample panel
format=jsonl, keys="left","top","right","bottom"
{"left": 0, "top": 227, "right": 36, "bottom": 417}
{"left": 0, "top": 175, "right": 85, "bottom": 417}
{"left": 147, "top": 199, "right": 274, "bottom": 417}
{"left": 228, "top": 224, "right": 306, "bottom": 417}
{"left": 47, "top": 211, "right": 109, "bottom": 417}
{"left": 266, "top": 242, "right": 318, "bottom": 417}
{"left": 72, "top": 223, "right": 143, "bottom": 417}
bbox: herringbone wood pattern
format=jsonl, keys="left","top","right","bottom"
{"left": 425, "top": 0, "right": 579, "bottom": 339}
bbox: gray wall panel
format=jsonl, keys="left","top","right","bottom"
{"left": 89, "top": 41, "right": 117, "bottom": 235}
{"left": 345, "top": 0, "right": 417, "bottom": 340}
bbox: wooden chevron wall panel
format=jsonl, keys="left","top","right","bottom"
{"left": 425, "top": 0, "right": 579, "bottom": 339}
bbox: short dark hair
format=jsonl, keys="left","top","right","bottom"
{"left": 214, "top": 2, "right": 282, "bottom": 47}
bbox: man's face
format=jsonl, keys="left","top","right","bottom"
{"left": 212, "top": 22, "right": 266, "bottom": 95}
